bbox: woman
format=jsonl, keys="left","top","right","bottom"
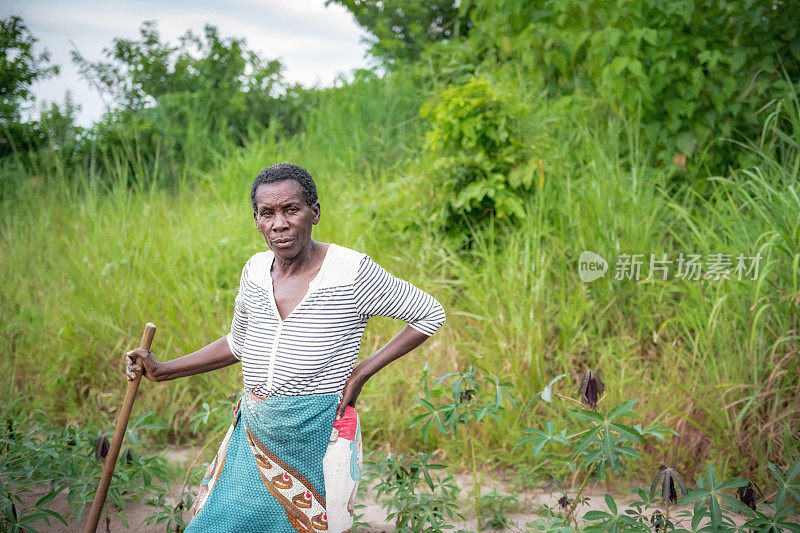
{"left": 125, "top": 163, "right": 445, "bottom": 532}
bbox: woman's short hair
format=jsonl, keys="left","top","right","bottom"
{"left": 250, "top": 163, "right": 318, "bottom": 213}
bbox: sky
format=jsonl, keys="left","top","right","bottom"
{"left": 2, "top": 0, "right": 371, "bottom": 126}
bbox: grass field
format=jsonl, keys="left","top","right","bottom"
{"left": 1, "top": 69, "right": 798, "bottom": 488}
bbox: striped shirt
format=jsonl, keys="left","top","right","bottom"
{"left": 226, "top": 243, "right": 446, "bottom": 398}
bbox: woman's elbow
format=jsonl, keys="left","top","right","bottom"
{"left": 431, "top": 299, "right": 446, "bottom": 332}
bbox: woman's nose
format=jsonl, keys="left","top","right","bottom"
{"left": 272, "top": 212, "right": 289, "bottom": 229}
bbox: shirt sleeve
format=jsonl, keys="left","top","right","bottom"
{"left": 353, "top": 255, "right": 446, "bottom": 336}
{"left": 226, "top": 259, "right": 250, "bottom": 360}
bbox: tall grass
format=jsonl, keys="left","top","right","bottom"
{"left": 1, "top": 71, "right": 798, "bottom": 485}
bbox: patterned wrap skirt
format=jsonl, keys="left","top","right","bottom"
{"left": 186, "top": 391, "right": 363, "bottom": 533}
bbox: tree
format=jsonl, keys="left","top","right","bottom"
{"left": 67, "top": 21, "right": 297, "bottom": 186}
{"left": 454, "top": 0, "right": 800, "bottom": 170}
{"left": 72, "top": 21, "right": 286, "bottom": 119}
{"left": 327, "top": 0, "right": 472, "bottom": 65}
{"left": 1, "top": 16, "right": 60, "bottom": 156}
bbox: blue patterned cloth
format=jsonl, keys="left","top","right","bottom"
{"left": 186, "top": 394, "right": 337, "bottom": 533}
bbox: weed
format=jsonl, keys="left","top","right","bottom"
{"left": 478, "top": 489, "right": 523, "bottom": 530}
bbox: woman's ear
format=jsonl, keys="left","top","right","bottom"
{"left": 312, "top": 203, "right": 321, "bottom": 225}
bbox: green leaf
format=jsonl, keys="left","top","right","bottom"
{"left": 417, "top": 398, "right": 436, "bottom": 411}
{"left": 602, "top": 424, "right": 619, "bottom": 472}
{"left": 604, "top": 493, "right": 617, "bottom": 514}
{"left": 583, "top": 510, "right": 611, "bottom": 521}
{"left": 609, "top": 422, "right": 643, "bottom": 443}
{"left": 606, "top": 400, "right": 638, "bottom": 421}
{"left": 409, "top": 413, "right": 430, "bottom": 427}
{"left": 574, "top": 425, "right": 603, "bottom": 455}
{"left": 26, "top": 508, "right": 68, "bottom": 526}
{"left": 569, "top": 409, "right": 605, "bottom": 423}
{"left": 538, "top": 373, "right": 569, "bottom": 403}
{"left": 767, "top": 461, "right": 800, "bottom": 508}
{"left": 34, "top": 489, "right": 63, "bottom": 508}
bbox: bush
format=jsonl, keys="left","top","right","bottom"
{"left": 421, "top": 76, "right": 538, "bottom": 236}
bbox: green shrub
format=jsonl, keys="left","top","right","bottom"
{"left": 421, "top": 76, "right": 538, "bottom": 235}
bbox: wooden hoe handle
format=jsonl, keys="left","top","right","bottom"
{"left": 84, "top": 323, "right": 157, "bottom": 533}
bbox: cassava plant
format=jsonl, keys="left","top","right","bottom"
{"left": 670, "top": 462, "right": 800, "bottom": 533}
{"left": 411, "top": 359, "right": 518, "bottom": 530}
{"left": 366, "top": 452, "right": 462, "bottom": 532}
{"left": 0, "top": 407, "right": 172, "bottom": 532}
{"left": 516, "top": 370, "right": 673, "bottom": 529}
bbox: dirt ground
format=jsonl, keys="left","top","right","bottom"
{"left": 16, "top": 483, "right": 633, "bottom": 532}
{"left": 13, "top": 447, "right": 727, "bottom": 532}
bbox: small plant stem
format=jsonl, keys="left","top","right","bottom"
{"left": 568, "top": 427, "right": 592, "bottom": 439}
{"left": 468, "top": 420, "right": 482, "bottom": 531}
{"left": 553, "top": 391, "right": 583, "bottom": 405}
{"left": 6, "top": 451, "right": 35, "bottom": 465}
{"left": 566, "top": 470, "right": 591, "bottom": 526}
{"left": 758, "top": 490, "right": 777, "bottom": 505}
{"left": 665, "top": 505, "right": 671, "bottom": 529}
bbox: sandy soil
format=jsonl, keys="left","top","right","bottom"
{"left": 13, "top": 448, "right": 733, "bottom": 532}
{"left": 16, "top": 483, "right": 631, "bottom": 532}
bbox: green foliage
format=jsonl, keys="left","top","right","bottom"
{"left": 422, "top": 76, "right": 537, "bottom": 234}
{"left": 0, "top": 16, "right": 60, "bottom": 159}
{"left": 413, "top": 361, "right": 517, "bottom": 530}
{"left": 478, "top": 489, "right": 523, "bottom": 530}
{"left": 0, "top": 405, "right": 172, "bottom": 532}
{"left": 143, "top": 490, "right": 192, "bottom": 533}
{"left": 188, "top": 396, "right": 238, "bottom": 436}
{"left": 518, "top": 387, "right": 670, "bottom": 480}
{"left": 458, "top": 0, "right": 800, "bottom": 169}
{"left": 519, "top": 373, "right": 800, "bottom": 531}
{"left": 583, "top": 494, "right": 647, "bottom": 532}
{"left": 667, "top": 462, "right": 800, "bottom": 532}
{"left": 50, "top": 21, "right": 296, "bottom": 189}
{"left": 516, "top": 373, "right": 673, "bottom": 528}
{"left": 767, "top": 461, "right": 800, "bottom": 509}
{"left": 412, "top": 360, "right": 517, "bottom": 440}
{"left": 327, "top": 0, "right": 470, "bottom": 65}
{"left": 678, "top": 464, "right": 750, "bottom": 528}
{"left": 0, "top": 16, "right": 59, "bottom": 122}
{"left": 73, "top": 21, "right": 288, "bottom": 118}
{"left": 366, "top": 452, "right": 462, "bottom": 532}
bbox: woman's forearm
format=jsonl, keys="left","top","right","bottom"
{"left": 354, "top": 326, "right": 430, "bottom": 381}
{"left": 336, "top": 325, "right": 430, "bottom": 418}
{"left": 155, "top": 336, "right": 239, "bottom": 382}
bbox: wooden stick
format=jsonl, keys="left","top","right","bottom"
{"left": 84, "top": 323, "right": 156, "bottom": 533}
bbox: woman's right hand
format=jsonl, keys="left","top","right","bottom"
{"left": 125, "top": 348, "right": 161, "bottom": 382}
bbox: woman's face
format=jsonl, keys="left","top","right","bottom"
{"left": 253, "top": 180, "right": 320, "bottom": 259}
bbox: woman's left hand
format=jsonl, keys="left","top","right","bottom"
{"left": 337, "top": 367, "right": 367, "bottom": 419}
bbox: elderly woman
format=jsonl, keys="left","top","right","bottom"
{"left": 125, "top": 163, "right": 445, "bottom": 532}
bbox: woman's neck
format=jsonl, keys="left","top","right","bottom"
{"left": 272, "top": 240, "right": 320, "bottom": 277}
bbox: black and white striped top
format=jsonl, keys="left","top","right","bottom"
{"left": 226, "top": 243, "right": 446, "bottom": 398}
